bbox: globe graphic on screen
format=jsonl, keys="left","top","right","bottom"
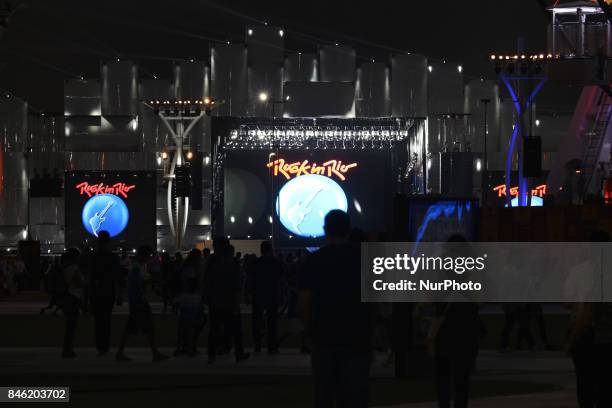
{"left": 81, "top": 193, "right": 129, "bottom": 238}
{"left": 276, "top": 174, "right": 348, "bottom": 238}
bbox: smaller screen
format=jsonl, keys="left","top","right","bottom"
{"left": 65, "top": 171, "right": 156, "bottom": 250}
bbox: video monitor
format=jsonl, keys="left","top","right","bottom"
{"left": 223, "top": 150, "right": 394, "bottom": 246}
{"left": 405, "top": 196, "right": 479, "bottom": 243}
{"left": 64, "top": 171, "right": 156, "bottom": 250}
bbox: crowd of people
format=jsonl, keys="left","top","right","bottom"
{"left": 0, "top": 254, "right": 27, "bottom": 298}
{"left": 38, "top": 230, "right": 310, "bottom": 363}
{"left": 12, "top": 212, "right": 612, "bottom": 407}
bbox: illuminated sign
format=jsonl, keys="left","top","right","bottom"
{"left": 76, "top": 182, "right": 136, "bottom": 198}
{"left": 492, "top": 184, "right": 547, "bottom": 198}
{"left": 267, "top": 158, "right": 357, "bottom": 181}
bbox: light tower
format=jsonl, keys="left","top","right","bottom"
{"left": 146, "top": 98, "right": 220, "bottom": 250}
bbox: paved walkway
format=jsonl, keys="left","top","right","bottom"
{"left": 0, "top": 348, "right": 578, "bottom": 407}
{"left": 375, "top": 391, "right": 577, "bottom": 408}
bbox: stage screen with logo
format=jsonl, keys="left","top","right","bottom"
{"left": 222, "top": 150, "right": 393, "bottom": 246}
{"left": 65, "top": 171, "right": 156, "bottom": 250}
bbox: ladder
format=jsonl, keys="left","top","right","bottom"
{"left": 582, "top": 90, "right": 612, "bottom": 196}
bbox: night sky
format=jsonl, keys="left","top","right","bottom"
{"left": 0, "top": 0, "right": 549, "bottom": 112}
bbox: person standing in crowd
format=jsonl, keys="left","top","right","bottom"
{"left": 298, "top": 210, "right": 371, "bottom": 408}
{"left": 201, "top": 247, "right": 211, "bottom": 281}
{"left": 174, "top": 251, "right": 184, "bottom": 271}
{"left": 429, "top": 234, "right": 483, "bottom": 408}
{"left": 14, "top": 255, "right": 27, "bottom": 291}
{"left": 203, "top": 237, "right": 249, "bottom": 364}
{"left": 250, "top": 241, "right": 283, "bottom": 354}
{"left": 180, "top": 249, "right": 202, "bottom": 291}
{"left": 87, "top": 231, "right": 121, "bottom": 356}
{"left": 431, "top": 301, "right": 482, "bottom": 408}
{"left": 567, "top": 230, "right": 612, "bottom": 408}
{"left": 531, "top": 303, "right": 552, "bottom": 350}
{"left": 174, "top": 277, "right": 206, "bottom": 356}
{"left": 284, "top": 251, "right": 310, "bottom": 354}
{"left": 116, "top": 246, "right": 168, "bottom": 361}
{"left": 61, "top": 248, "right": 83, "bottom": 358}
{"left": 500, "top": 303, "right": 534, "bottom": 352}
{"left": 40, "top": 257, "right": 63, "bottom": 315}
{"left": 160, "top": 252, "right": 174, "bottom": 313}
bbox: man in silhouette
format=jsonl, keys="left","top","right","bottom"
{"left": 250, "top": 240, "right": 283, "bottom": 354}
{"left": 116, "top": 245, "right": 168, "bottom": 361}
{"left": 299, "top": 210, "right": 371, "bottom": 408}
{"left": 203, "top": 237, "right": 249, "bottom": 364}
{"left": 88, "top": 230, "right": 120, "bottom": 356}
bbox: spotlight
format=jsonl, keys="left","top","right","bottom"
{"left": 457, "top": 65, "right": 462, "bottom": 73}
{"left": 186, "top": 151, "right": 193, "bottom": 160}
{"left": 161, "top": 151, "right": 169, "bottom": 160}
{"left": 248, "top": 28, "right": 253, "bottom": 36}
{"left": 427, "top": 65, "right": 433, "bottom": 73}
{"left": 279, "top": 29, "right": 284, "bottom": 37}
{"left": 259, "top": 92, "right": 269, "bottom": 102}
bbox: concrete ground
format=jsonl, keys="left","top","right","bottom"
{"left": 0, "top": 296, "right": 579, "bottom": 407}
{"left": 0, "top": 347, "right": 577, "bottom": 407}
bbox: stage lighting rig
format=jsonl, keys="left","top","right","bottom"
{"left": 146, "top": 98, "right": 219, "bottom": 117}
{"left": 143, "top": 96, "right": 222, "bottom": 250}
{"left": 221, "top": 118, "right": 416, "bottom": 150}
{"left": 489, "top": 53, "right": 556, "bottom": 76}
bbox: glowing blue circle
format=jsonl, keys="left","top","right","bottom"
{"left": 276, "top": 174, "right": 348, "bottom": 238}
{"left": 506, "top": 196, "right": 544, "bottom": 207}
{"left": 81, "top": 194, "right": 129, "bottom": 238}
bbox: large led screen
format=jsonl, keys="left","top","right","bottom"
{"left": 223, "top": 150, "right": 393, "bottom": 246}
{"left": 65, "top": 171, "right": 156, "bottom": 250}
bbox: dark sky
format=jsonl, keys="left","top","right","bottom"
{"left": 0, "top": 0, "right": 549, "bottom": 112}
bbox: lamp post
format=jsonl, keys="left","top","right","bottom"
{"left": 259, "top": 92, "right": 285, "bottom": 246}
{"left": 481, "top": 98, "right": 491, "bottom": 206}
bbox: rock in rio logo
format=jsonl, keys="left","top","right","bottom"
{"left": 267, "top": 158, "right": 358, "bottom": 181}
{"left": 76, "top": 181, "right": 134, "bottom": 238}
{"left": 76, "top": 181, "right": 136, "bottom": 198}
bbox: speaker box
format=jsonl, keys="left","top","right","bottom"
{"left": 30, "top": 177, "right": 63, "bottom": 197}
{"left": 523, "top": 136, "right": 542, "bottom": 177}
{"left": 174, "top": 165, "right": 192, "bottom": 197}
{"left": 190, "top": 152, "right": 203, "bottom": 210}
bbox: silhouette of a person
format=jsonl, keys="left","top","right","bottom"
{"left": 87, "top": 231, "right": 120, "bottom": 356}
{"left": 250, "top": 240, "right": 283, "bottom": 354}
{"left": 298, "top": 209, "right": 371, "bottom": 408}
